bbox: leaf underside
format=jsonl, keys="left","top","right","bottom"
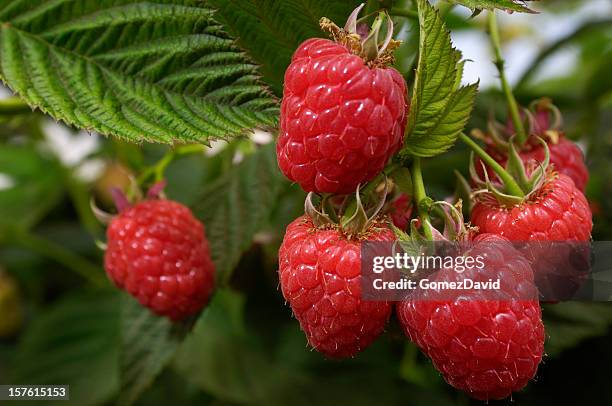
{"left": 402, "top": 0, "right": 478, "bottom": 158}
{"left": 0, "top": 1, "right": 279, "bottom": 144}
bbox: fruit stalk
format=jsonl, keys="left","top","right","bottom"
{"left": 410, "top": 158, "right": 433, "bottom": 241}
{"left": 487, "top": 11, "right": 527, "bottom": 145}
{"left": 0, "top": 96, "right": 31, "bottom": 115}
{"left": 341, "top": 163, "right": 400, "bottom": 222}
{"left": 389, "top": 8, "right": 418, "bottom": 20}
{"left": 137, "top": 144, "right": 206, "bottom": 184}
{"left": 459, "top": 133, "right": 525, "bottom": 197}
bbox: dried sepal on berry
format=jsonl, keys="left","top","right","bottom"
{"left": 319, "top": 4, "right": 401, "bottom": 68}
{"left": 304, "top": 180, "right": 391, "bottom": 240}
{"left": 279, "top": 188, "right": 394, "bottom": 358}
{"left": 472, "top": 97, "right": 588, "bottom": 191}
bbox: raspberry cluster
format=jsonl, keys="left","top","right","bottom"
{"left": 270, "top": 6, "right": 592, "bottom": 403}
{"left": 276, "top": 8, "right": 410, "bottom": 361}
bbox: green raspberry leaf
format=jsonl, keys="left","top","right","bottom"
{"left": 117, "top": 296, "right": 190, "bottom": 406}
{"left": 448, "top": 0, "right": 538, "bottom": 15}
{"left": 543, "top": 303, "right": 612, "bottom": 357}
{"left": 191, "top": 144, "right": 285, "bottom": 284}
{"left": 400, "top": 0, "right": 478, "bottom": 159}
{"left": 205, "top": 0, "right": 364, "bottom": 95}
{"left": 0, "top": 1, "right": 279, "bottom": 145}
{"left": 174, "top": 289, "right": 303, "bottom": 404}
{"left": 9, "top": 292, "right": 121, "bottom": 406}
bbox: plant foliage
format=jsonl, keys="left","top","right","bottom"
{"left": 0, "top": 1, "right": 278, "bottom": 144}
{"left": 401, "top": 0, "right": 478, "bottom": 159}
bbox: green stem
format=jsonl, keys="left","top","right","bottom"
{"left": 438, "top": 2, "right": 455, "bottom": 18}
{"left": 365, "top": 0, "right": 382, "bottom": 15}
{"left": 175, "top": 144, "right": 207, "bottom": 155}
{"left": 391, "top": 2, "right": 453, "bottom": 21}
{"left": 459, "top": 133, "right": 525, "bottom": 197}
{"left": 0, "top": 97, "right": 31, "bottom": 115}
{"left": 153, "top": 153, "right": 175, "bottom": 182}
{"left": 341, "top": 163, "right": 401, "bottom": 221}
{"left": 487, "top": 11, "right": 526, "bottom": 145}
{"left": 390, "top": 7, "right": 418, "bottom": 20}
{"left": 138, "top": 144, "right": 206, "bottom": 184}
{"left": 12, "top": 230, "right": 107, "bottom": 287}
{"left": 411, "top": 158, "right": 433, "bottom": 241}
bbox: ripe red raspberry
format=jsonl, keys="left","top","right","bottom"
{"left": 397, "top": 234, "right": 545, "bottom": 400}
{"left": 477, "top": 98, "right": 588, "bottom": 191}
{"left": 389, "top": 193, "right": 413, "bottom": 230}
{"left": 471, "top": 172, "right": 592, "bottom": 241}
{"left": 105, "top": 199, "right": 215, "bottom": 321}
{"left": 277, "top": 37, "right": 407, "bottom": 193}
{"left": 471, "top": 170, "right": 592, "bottom": 300}
{"left": 485, "top": 136, "right": 588, "bottom": 192}
{"left": 278, "top": 215, "right": 393, "bottom": 358}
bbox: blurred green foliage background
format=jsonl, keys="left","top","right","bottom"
{"left": 0, "top": 0, "right": 611, "bottom": 405}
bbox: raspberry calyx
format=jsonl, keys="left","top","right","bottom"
{"left": 319, "top": 4, "right": 401, "bottom": 68}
